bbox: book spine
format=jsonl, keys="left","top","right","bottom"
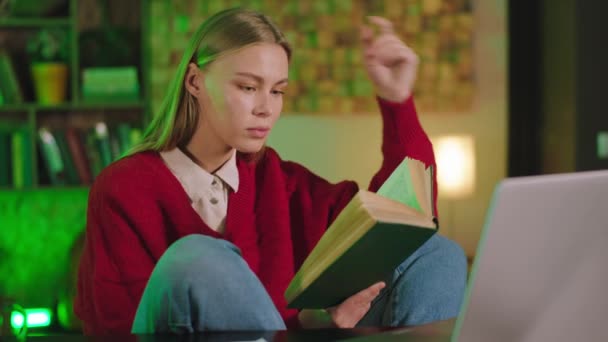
{"left": 22, "top": 129, "right": 34, "bottom": 187}
{"left": 0, "top": 52, "right": 23, "bottom": 104}
{"left": 65, "top": 127, "right": 93, "bottom": 185}
{"left": 116, "top": 123, "right": 132, "bottom": 157}
{"left": 11, "top": 130, "right": 24, "bottom": 188}
{"left": 38, "top": 127, "right": 67, "bottom": 186}
{"left": 108, "top": 127, "right": 122, "bottom": 161}
{"left": 54, "top": 129, "right": 80, "bottom": 185}
{"left": 0, "top": 131, "right": 12, "bottom": 186}
{"left": 93, "top": 122, "right": 113, "bottom": 168}
{"left": 85, "top": 130, "right": 103, "bottom": 178}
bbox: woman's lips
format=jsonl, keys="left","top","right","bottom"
{"left": 247, "top": 127, "right": 270, "bottom": 138}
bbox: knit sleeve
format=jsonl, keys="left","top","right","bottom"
{"left": 368, "top": 96, "right": 438, "bottom": 217}
{"left": 75, "top": 167, "right": 160, "bottom": 335}
{"left": 280, "top": 159, "right": 359, "bottom": 261}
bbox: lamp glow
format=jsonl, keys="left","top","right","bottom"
{"left": 434, "top": 135, "right": 476, "bottom": 198}
{"left": 11, "top": 308, "right": 53, "bottom": 329}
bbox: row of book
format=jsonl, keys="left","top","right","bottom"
{"left": 37, "top": 122, "right": 143, "bottom": 186}
{"left": 0, "top": 123, "right": 142, "bottom": 188}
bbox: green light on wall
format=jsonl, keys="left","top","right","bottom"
{"left": 11, "top": 308, "right": 53, "bottom": 329}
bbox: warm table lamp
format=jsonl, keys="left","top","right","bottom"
{"left": 432, "top": 135, "right": 476, "bottom": 238}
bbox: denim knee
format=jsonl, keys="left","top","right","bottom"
{"left": 397, "top": 234, "right": 467, "bottom": 277}
{"left": 134, "top": 234, "right": 285, "bottom": 332}
{"left": 390, "top": 234, "right": 468, "bottom": 325}
{"left": 155, "top": 234, "right": 243, "bottom": 284}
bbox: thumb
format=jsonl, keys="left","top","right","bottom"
{"left": 356, "top": 282, "right": 386, "bottom": 304}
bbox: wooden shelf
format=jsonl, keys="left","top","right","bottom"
{"left": 0, "top": 0, "right": 149, "bottom": 189}
{"left": 0, "top": 101, "right": 147, "bottom": 112}
{"left": 0, "top": 185, "right": 89, "bottom": 191}
{"left": 0, "top": 17, "right": 72, "bottom": 28}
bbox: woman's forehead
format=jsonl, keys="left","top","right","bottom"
{"left": 210, "top": 43, "right": 289, "bottom": 78}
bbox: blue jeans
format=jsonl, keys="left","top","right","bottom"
{"left": 131, "top": 233, "right": 467, "bottom": 333}
{"left": 357, "top": 233, "right": 468, "bottom": 326}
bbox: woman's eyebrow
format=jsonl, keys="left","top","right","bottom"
{"left": 235, "top": 72, "right": 288, "bottom": 85}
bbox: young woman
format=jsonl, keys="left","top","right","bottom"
{"left": 74, "top": 8, "right": 467, "bottom": 334}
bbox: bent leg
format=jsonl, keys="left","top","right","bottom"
{"left": 357, "top": 234, "right": 468, "bottom": 327}
{"left": 132, "top": 234, "right": 285, "bottom": 333}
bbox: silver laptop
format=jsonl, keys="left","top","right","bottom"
{"left": 453, "top": 170, "right": 608, "bottom": 342}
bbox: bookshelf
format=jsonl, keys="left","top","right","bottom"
{"left": 0, "top": 0, "right": 151, "bottom": 189}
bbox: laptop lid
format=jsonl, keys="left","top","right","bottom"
{"left": 452, "top": 170, "right": 608, "bottom": 342}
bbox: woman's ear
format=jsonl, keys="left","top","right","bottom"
{"left": 184, "top": 62, "right": 203, "bottom": 98}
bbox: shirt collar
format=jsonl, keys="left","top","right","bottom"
{"left": 160, "top": 148, "right": 240, "bottom": 198}
{"left": 214, "top": 150, "right": 239, "bottom": 192}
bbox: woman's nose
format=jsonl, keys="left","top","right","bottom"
{"left": 253, "top": 94, "right": 272, "bottom": 117}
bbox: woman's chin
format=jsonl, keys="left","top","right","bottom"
{"left": 235, "top": 141, "right": 265, "bottom": 154}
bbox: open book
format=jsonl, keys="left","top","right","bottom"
{"left": 285, "top": 157, "right": 437, "bottom": 309}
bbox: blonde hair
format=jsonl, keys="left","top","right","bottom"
{"left": 126, "top": 8, "right": 291, "bottom": 159}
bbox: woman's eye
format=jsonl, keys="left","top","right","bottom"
{"left": 272, "top": 90, "right": 285, "bottom": 96}
{"left": 240, "top": 86, "right": 255, "bottom": 92}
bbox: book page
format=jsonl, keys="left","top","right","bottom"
{"left": 425, "top": 166, "right": 434, "bottom": 217}
{"left": 408, "top": 161, "right": 431, "bottom": 217}
{"left": 377, "top": 158, "right": 423, "bottom": 213}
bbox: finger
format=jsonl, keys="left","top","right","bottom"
{"left": 369, "top": 35, "right": 408, "bottom": 52}
{"left": 367, "top": 16, "right": 395, "bottom": 34}
{"left": 357, "top": 282, "right": 386, "bottom": 303}
{"left": 363, "top": 36, "right": 403, "bottom": 59}
{"left": 360, "top": 24, "right": 374, "bottom": 47}
{"left": 369, "top": 40, "right": 419, "bottom": 66}
{"left": 370, "top": 281, "right": 386, "bottom": 292}
{"left": 366, "top": 42, "right": 409, "bottom": 65}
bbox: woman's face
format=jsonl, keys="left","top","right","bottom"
{"left": 189, "top": 42, "right": 289, "bottom": 154}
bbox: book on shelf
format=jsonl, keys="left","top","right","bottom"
{"left": 38, "top": 127, "right": 68, "bottom": 186}
{"left": 285, "top": 157, "right": 438, "bottom": 309}
{"left": 11, "top": 128, "right": 33, "bottom": 188}
{"left": 0, "top": 131, "right": 13, "bottom": 186}
{"left": 93, "top": 122, "right": 114, "bottom": 168}
{"left": 53, "top": 129, "right": 81, "bottom": 185}
{"left": 0, "top": 50, "right": 24, "bottom": 105}
{"left": 65, "top": 126, "right": 93, "bottom": 185}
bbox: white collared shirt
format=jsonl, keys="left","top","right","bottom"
{"left": 160, "top": 148, "right": 239, "bottom": 234}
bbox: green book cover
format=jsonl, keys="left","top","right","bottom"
{"left": 285, "top": 158, "right": 437, "bottom": 309}
{"left": 93, "top": 122, "right": 114, "bottom": 168}
{"left": 85, "top": 130, "right": 103, "bottom": 178}
{"left": 38, "top": 127, "right": 66, "bottom": 186}
{"left": 53, "top": 129, "right": 80, "bottom": 185}
{"left": 11, "top": 131, "right": 24, "bottom": 188}
{"left": 116, "top": 123, "right": 133, "bottom": 156}
{"left": 0, "top": 131, "right": 12, "bottom": 186}
{"left": 21, "top": 129, "right": 33, "bottom": 187}
{"left": 287, "top": 222, "right": 435, "bottom": 309}
{"left": 0, "top": 51, "right": 24, "bottom": 104}
{"left": 11, "top": 129, "right": 33, "bottom": 188}
{"left": 108, "top": 128, "right": 121, "bottom": 161}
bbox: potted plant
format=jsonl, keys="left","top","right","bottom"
{"left": 26, "top": 28, "right": 69, "bottom": 104}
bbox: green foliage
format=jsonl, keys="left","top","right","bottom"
{"left": 26, "top": 29, "right": 69, "bottom": 63}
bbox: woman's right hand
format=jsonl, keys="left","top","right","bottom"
{"left": 326, "top": 281, "right": 386, "bottom": 328}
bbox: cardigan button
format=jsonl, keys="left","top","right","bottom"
{"left": 210, "top": 197, "right": 219, "bottom": 205}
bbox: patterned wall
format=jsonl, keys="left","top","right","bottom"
{"left": 149, "top": 0, "right": 474, "bottom": 114}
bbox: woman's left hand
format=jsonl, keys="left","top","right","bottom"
{"left": 360, "top": 16, "right": 420, "bottom": 103}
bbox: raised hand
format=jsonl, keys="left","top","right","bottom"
{"left": 360, "top": 16, "right": 420, "bottom": 103}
